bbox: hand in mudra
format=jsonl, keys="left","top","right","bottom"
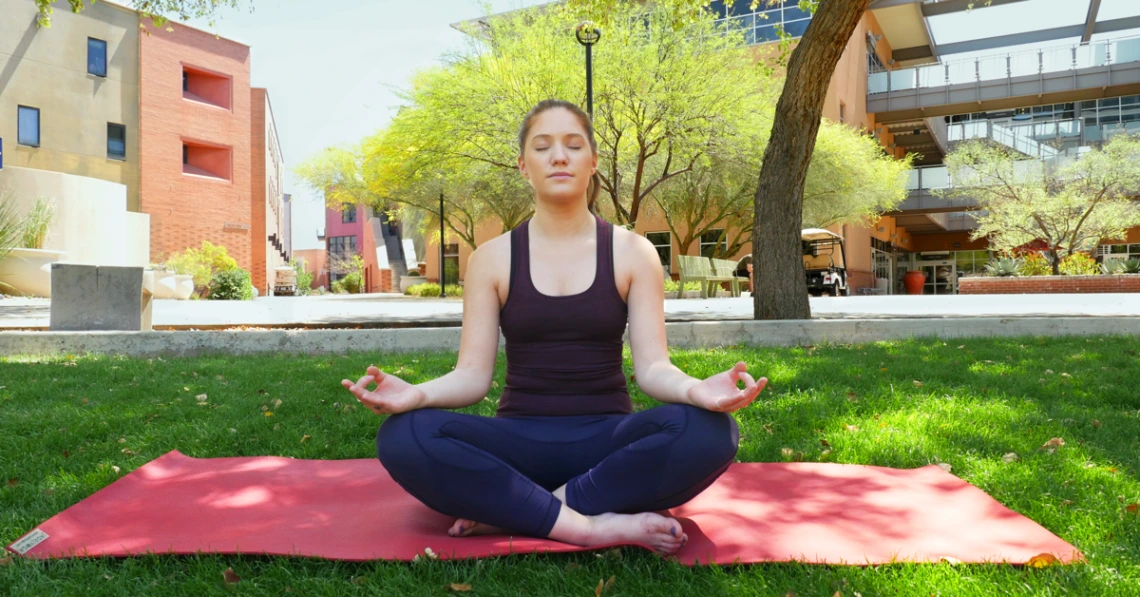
{"left": 687, "top": 362, "right": 767, "bottom": 413}
{"left": 341, "top": 365, "right": 427, "bottom": 415}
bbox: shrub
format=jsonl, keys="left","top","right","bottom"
{"left": 290, "top": 258, "right": 313, "bottom": 296}
{"left": 1105, "top": 258, "right": 1140, "bottom": 274}
{"left": 408, "top": 283, "right": 441, "bottom": 297}
{"left": 663, "top": 280, "right": 703, "bottom": 292}
{"left": 1018, "top": 252, "right": 1051, "bottom": 276}
{"left": 330, "top": 279, "right": 346, "bottom": 294}
{"left": 341, "top": 271, "right": 363, "bottom": 294}
{"left": 166, "top": 241, "right": 239, "bottom": 293}
{"left": 1059, "top": 252, "right": 1099, "bottom": 276}
{"left": 208, "top": 268, "right": 254, "bottom": 300}
{"left": 445, "top": 284, "right": 463, "bottom": 297}
{"left": 984, "top": 257, "right": 1022, "bottom": 277}
{"left": 19, "top": 197, "right": 55, "bottom": 249}
{"left": 406, "top": 269, "right": 421, "bottom": 277}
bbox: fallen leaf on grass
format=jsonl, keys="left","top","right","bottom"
{"left": 301, "top": 434, "right": 311, "bottom": 443}
{"left": 423, "top": 547, "right": 438, "bottom": 560}
{"left": 605, "top": 575, "right": 615, "bottom": 591}
{"left": 820, "top": 438, "right": 831, "bottom": 449}
{"left": 448, "top": 583, "right": 472, "bottom": 592}
{"left": 936, "top": 463, "right": 952, "bottom": 473}
{"left": 273, "top": 399, "right": 283, "bottom": 409}
{"left": 222, "top": 568, "right": 241, "bottom": 584}
{"left": 6, "top": 478, "right": 17, "bottom": 487}
{"left": 595, "top": 579, "right": 604, "bottom": 597}
{"left": 565, "top": 562, "right": 581, "bottom": 571}
{"left": 264, "top": 412, "right": 274, "bottom": 417}
{"left": 845, "top": 425, "right": 859, "bottom": 432}
{"left": 1126, "top": 503, "right": 1139, "bottom": 513}
{"left": 111, "top": 466, "right": 120, "bottom": 474}
{"left": 121, "top": 448, "right": 135, "bottom": 456}
{"left": 1026, "top": 553, "right": 1058, "bottom": 568}
{"left": 1062, "top": 500, "right": 1074, "bottom": 507}
{"left": 940, "top": 556, "right": 961, "bottom": 565}
{"left": 0, "top": 556, "right": 11, "bottom": 566}
{"left": 1041, "top": 437, "right": 1065, "bottom": 453}
{"left": 196, "top": 394, "right": 207, "bottom": 402}
{"left": 879, "top": 368, "right": 888, "bottom": 373}
{"left": 1092, "top": 420, "right": 1102, "bottom": 428}
{"left": 351, "top": 576, "right": 365, "bottom": 585}
{"left": 846, "top": 392, "right": 857, "bottom": 401}
{"left": 912, "top": 380, "right": 924, "bottom": 388}
{"left": 81, "top": 397, "right": 88, "bottom": 405}
{"left": 1003, "top": 453, "right": 1019, "bottom": 463}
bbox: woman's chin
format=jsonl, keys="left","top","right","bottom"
{"left": 537, "top": 188, "right": 589, "bottom": 204}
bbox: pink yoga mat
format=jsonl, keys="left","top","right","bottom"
{"left": 6, "top": 450, "right": 1081, "bottom": 566}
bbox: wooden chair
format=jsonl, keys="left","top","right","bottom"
{"left": 676, "top": 255, "right": 734, "bottom": 298}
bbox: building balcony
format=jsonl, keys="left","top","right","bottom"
{"left": 868, "top": 35, "right": 1140, "bottom": 123}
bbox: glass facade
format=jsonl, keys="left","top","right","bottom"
{"left": 946, "top": 95, "right": 1140, "bottom": 156}
{"left": 646, "top": 231, "right": 672, "bottom": 270}
{"left": 707, "top": 0, "right": 812, "bottom": 45}
{"left": 87, "top": 38, "right": 107, "bottom": 77}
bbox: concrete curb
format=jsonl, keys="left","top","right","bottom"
{"left": 1, "top": 317, "right": 1137, "bottom": 358}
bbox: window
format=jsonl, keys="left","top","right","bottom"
{"left": 181, "top": 141, "right": 232, "bottom": 180}
{"left": 182, "top": 66, "right": 232, "bottom": 109}
{"left": 18, "top": 106, "right": 39, "bottom": 147}
{"left": 107, "top": 123, "right": 126, "bottom": 160}
{"left": 645, "top": 231, "right": 672, "bottom": 271}
{"left": 88, "top": 38, "right": 107, "bottom": 77}
{"left": 328, "top": 235, "right": 357, "bottom": 260}
{"left": 443, "top": 243, "right": 460, "bottom": 286}
{"left": 699, "top": 228, "right": 727, "bottom": 258}
{"left": 342, "top": 206, "right": 357, "bottom": 224}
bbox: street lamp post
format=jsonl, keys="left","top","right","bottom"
{"left": 439, "top": 191, "right": 446, "bottom": 299}
{"left": 575, "top": 21, "right": 601, "bottom": 119}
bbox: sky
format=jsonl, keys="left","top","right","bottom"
{"left": 168, "top": 0, "right": 552, "bottom": 251}
{"left": 120, "top": 0, "right": 1139, "bottom": 252}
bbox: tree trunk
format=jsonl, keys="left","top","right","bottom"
{"left": 1050, "top": 249, "right": 1061, "bottom": 275}
{"left": 753, "top": 0, "right": 869, "bottom": 320}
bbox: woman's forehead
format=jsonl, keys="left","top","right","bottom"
{"left": 528, "top": 109, "right": 587, "bottom": 138}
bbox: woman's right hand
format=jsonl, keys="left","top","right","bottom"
{"left": 341, "top": 365, "right": 428, "bottom": 415}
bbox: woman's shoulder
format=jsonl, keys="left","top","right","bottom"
{"left": 469, "top": 229, "right": 513, "bottom": 270}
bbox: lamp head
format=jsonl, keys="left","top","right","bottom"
{"left": 576, "top": 21, "right": 601, "bottom": 46}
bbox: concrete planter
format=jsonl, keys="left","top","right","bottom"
{"left": 152, "top": 270, "right": 177, "bottom": 299}
{"left": 173, "top": 275, "right": 195, "bottom": 300}
{"left": 400, "top": 275, "right": 427, "bottom": 293}
{"left": 0, "top": 248, "right": 68, "bottom": 297}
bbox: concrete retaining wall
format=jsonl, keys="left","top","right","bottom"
{"left": 1, "top": 317, "right": 1137, "bottom": 358}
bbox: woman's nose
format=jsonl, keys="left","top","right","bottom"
{"left": 550, "top": 144, "right": 569, "bottom": 164}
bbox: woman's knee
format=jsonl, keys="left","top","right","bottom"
{"left": 376, "top": 409, "right": 435, "bottom": 472}
{"left": 673, "top": 404, "right": 740, "bottom": 465}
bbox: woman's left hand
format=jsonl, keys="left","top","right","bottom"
{"left": 687, "top": 362, "right": 767, "bottom": 413}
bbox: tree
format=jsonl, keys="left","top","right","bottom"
{"left": 752, "top": 0, "right": 869, "bottom": 320}
{"left": 33, "top": 0, "right": 243, "bottom": 28}
{"left": 364, "top": 1, "right": 766, "bottom": 230}
{"left": 942, "top": 136, "right": 1140, "bottom": 275}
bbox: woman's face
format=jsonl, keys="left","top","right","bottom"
{"left": 518, "top": 108, "right": 597, "bottom": 205}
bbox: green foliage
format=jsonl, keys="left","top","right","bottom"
{"left": 33, "top": 0, "right": 242, "bottom": 28}
{"left": 663, "top": 280, "right": 704, "bottom": 292}
{"left": 404, "top": 283, "right": 463, "bottom": 298}
{"left": 207, "top": 268, "right": 254, "bottom": 300}
{"left": 944, "top": 135, "right": 1140, "bottom": 270}
{"left": 1017, "top": 252, "right": 1051, "bottom": 276}
{"left": 984, "top": 257, "right": 1022, "bottom": 277}
{"left": 164, "top": 241, "right": 239, "bottom": 290}
{"left": 1107, "top": 258, "right": 1140, "bottom": 274}
{"left": 0, "top": 192, "right": 22, "bottom": 262}
{"left": 290, "top": 258, "right": 313, "bottom": 296}
{"left": 340, "top": 271, "right": 363, "bottom": 294}
{"left": 1058, "top": 252, "right": 1100, "bottom": 276}
{"left": 18, "top": 197, "right": 55, "bottom": 249}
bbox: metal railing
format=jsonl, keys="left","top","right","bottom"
{"left": 869, "top": 35, "right": 1140, "bottom": 95}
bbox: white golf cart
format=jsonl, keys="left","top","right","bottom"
{"left": 802, "top": 228, "right": 850, "bottom": 297}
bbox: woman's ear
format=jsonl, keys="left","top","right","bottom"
{"left": 518, "top": 155, "right": 528, "bottom": 179}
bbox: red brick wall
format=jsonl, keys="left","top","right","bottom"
{"left": 250, "top": 88, "right": 267, "bottom": 294}
{"left": 960, "top": 275, "right": 1140, "bottom": 294}
{"left": 139, "top": 22, "right": 252, "bottom": 271}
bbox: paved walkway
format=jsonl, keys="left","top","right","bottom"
{"left": 2, "top": 292, "right": 1139, "bottom": 329}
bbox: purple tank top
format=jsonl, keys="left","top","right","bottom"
{"left": 496, "top": 214, "right": 632, "bottom": 418}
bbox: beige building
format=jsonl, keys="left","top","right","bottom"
{"left": 0, "top": 0, "right": 141, "bottom": 211}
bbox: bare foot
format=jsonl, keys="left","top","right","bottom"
{"left": 585, "top": 512, "right": 687, "bottom": 555}
{"left": 448, "top": 518, "right": 505, "bottom": 537}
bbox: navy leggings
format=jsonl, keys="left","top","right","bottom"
{"left": 376, "top": 403, "right": 739, "bottom": 538}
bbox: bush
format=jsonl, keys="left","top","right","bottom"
{"left": 1059, "top": 252, "right": 1099, "bottom": 276}
{"left": 166, "top": 241, "right": 239, "bottom": 293}
{"left": 208, "top": 268, "right": 254, "bottom": 300}
{"left": 984, "top": 257, "right": 1022, "bottom": 277}
{"left": 663, "top": 280, "right": 703, "bottom": 292}
{"left": 1018, "top": 252, "right": 1051, "bottom": 276}
{"left": 407, "top": 283, "right": 441, "bottom": 297}
{"left": 290, "top": 258, "right": 313, "bottom": 296}
{"left": 1108, "top": 258, "right": 1140, "bottom": 274}
{"left": 19, "top": 197, "right": 55, "bottom": 249}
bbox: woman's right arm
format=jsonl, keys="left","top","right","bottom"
{"left": 412, "top": 242, "right": 502, "bottom": 410}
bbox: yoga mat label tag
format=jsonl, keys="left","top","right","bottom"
{"left": 10, "top": 529, "right": 49, "bottom": 555}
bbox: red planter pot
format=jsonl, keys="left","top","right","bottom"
{"left": 903, "top": 270, "right": 926, "bottom": 295}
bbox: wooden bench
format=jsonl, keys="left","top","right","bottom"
{"left": 676, "top": 255, "right": 736, "bottom": 299}
{"left": 710, "top": 258, "right": 748, "bottom": 297}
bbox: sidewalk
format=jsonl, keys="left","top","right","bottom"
{"left": 2, "top": 292, "right": 1139, "bottom": 330}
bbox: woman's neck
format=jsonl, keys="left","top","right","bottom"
{"left": 530, "top": 199, "right": 594, "bottom": 241}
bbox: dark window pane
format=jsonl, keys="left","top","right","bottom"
{"left": 88, "top": 38, "right": 107, "bottom": 77}
{"left": 784, "top": 18, "right": 811, "bottom": 38}
{"left": 646, "top": 232, "right": 670, "bottom": 246}
{"left": 342, "top": 206, "right": 356, "bottom": 223}
{"left": 18, "top": 106, "right": 39, "bottom": 146}
{"left": 755, "top": 24, "right": 780, "bottom": 43}
{"left": 107, "top": 123, "right": 125, "bottom": 160}
{"left": 783, "top": 5, "right": 811, "bottom": 21}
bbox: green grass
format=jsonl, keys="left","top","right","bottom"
{"left": 2, "top": 336, "right": 1139, "bottom": 596}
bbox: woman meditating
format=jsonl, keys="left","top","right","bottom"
{"left": 341, "top": 99, "right": 767, "bottom": 556}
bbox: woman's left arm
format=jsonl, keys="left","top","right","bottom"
{"left": 624, "top": 234, "right": 766, "bottom": 412}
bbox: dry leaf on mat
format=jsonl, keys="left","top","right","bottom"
{"left": 448, "top": 583, "right": 472, "bottom": 592}
{"left": 222, "top": 568, "right": 241, "bottom": 584}
{"left": 1027, "top": 553, "right": 1059, "bottom": 568}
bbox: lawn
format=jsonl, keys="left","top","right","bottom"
{"left": 1, "top": 336, "right": 1139, "bottom": 596}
